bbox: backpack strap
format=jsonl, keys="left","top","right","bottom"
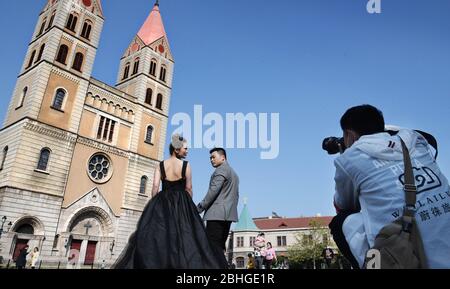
{"left": 399, "top": 138, "right": 417, "bottom": 221}
{"left": 399, "top": 137, "right": 429, "bottom": 268}
{"left": 182, "top": 161, "right": 188, "bottom": 179}
{"left": 159, "top": 161, "right": 166, "bottom": 180}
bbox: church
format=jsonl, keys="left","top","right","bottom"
{"left": 0, "top": 0, "right": 174, "bottom": 267}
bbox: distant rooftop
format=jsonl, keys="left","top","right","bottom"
{"left": 254, "top": 216, "right": 333, "bottom": 230}
{"left": 234, "top": 204, "right": 258, "bottom": 232}
{"left": 234, "top": 202, "right": 332, "bottom": 231}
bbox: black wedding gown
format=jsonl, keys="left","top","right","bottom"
{"left": 113, "top": 161, "right": 228, "bottom": 269}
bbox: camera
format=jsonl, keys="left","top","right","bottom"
{"left": 322, "top": 137, "right": 346, "bottom": 155}
{"left": 322, "top": 129, "right": 438, "bottom": 158}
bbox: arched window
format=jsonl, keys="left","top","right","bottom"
{"left": 159, "top": 66, "right": 167, "bottom": 82}
{"left": 16, "top": 224, "right": 34, "bottom": 235}
{"left": 52, "top": 88, "right": 66, "bottom": 110}
{"left": 66, "top": 14, "right": 74, "bottom": 29}
{"left": 236, "top": 257, "right": 245, "bottom": 268}
{"left": 66, "top": 13, "right": 78, "bottom": 32}
{"left": 47, "top": 12, "right": 56, "bottom": 30}
{"left": 56, "top": 44, "right": 69, "bottom": 64}
{"left": 38, "top": 18, "right": 47, "bottom": 36}
{"left": 145, "top": 88, "right": 153, "bottom": 105}
{"left": 149, "top": 59, "right": 157, "bottom": 76}
{"left": 72, "top": 52, "right": 84, "bottom": 72}
{"left": 36, "top": 44, "right": 45, "bottom": 63}
{"left": 17, "top": 87, "right": 28, "bottom": 108}
{"left": 156, "top": 94, "right": 163, "bottom": 110}
{"left": 122, "top": 62, "right": 130, "bottom": 80}
{"left": 26, "top": 50, "right": 36, "bottom": 69}
{"left": 139, "top": 176, "right": 148, "bottom": 195}
{"left": 132, "top": 58, "right": 140, "bottom": 75}
{"left": 145, "top": 126, "right": 154, "bottom": 144}
{"left": 81, "top": 21, "right": 92, "bottom": 39}
{"left": 37, "top": 148, "right": 51, "bottom": 171}
{"left": 0, "top": 146, "right": 8, "bottom": 171}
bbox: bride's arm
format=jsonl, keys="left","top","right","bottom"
{"left": 185, "top": 163, "right": 193, "bottom": 198}
{"left": 151, "top": 165, "right": 161, "bottom": 197}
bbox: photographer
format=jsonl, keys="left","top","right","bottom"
{"left": 326, "top": 104, "right": 450, "bottom": 269}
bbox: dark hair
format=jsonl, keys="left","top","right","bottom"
{"left": 340, "top": 104, "right": 385, "bottom": 136}
{"left": 248, "top": 253, "right": 253, "bottom": 257}
{"left": 267, "top": 242, "right": 272, "bottom": 247}
{"left": 169, "top": 144, "right": 176, "bottom": 155}
{"left": 210, "top": 148, "right": 227, "bottom": 159}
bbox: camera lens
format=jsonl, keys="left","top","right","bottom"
{"left": 322, "top": 137, "right": 345, "bottom": 155}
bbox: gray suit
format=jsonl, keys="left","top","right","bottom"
{"left": 197, "top": 161, "right": 239, "bottom": 222}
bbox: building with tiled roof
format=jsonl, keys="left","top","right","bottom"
{"left": 226, "top": 204, "right": 336, "bottom": 269}
{"left": 253, "top": 216, "right": 333, "bottom": 230}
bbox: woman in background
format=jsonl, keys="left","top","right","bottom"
{"left": 30, "top": 247, "right": 40, "bottom": 269}
{"left": 264, "top": 242, "right": 277, "bottom": 269}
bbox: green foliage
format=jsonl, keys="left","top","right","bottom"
{"left": 287, "top": 219, "right": 329, "bottom": 269}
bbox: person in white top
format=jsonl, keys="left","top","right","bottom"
{"left": 30, "top": 247, "right": 40, "bottom": 269}
{"left": 328, "top": 104, "right": 450, "bottom": 269}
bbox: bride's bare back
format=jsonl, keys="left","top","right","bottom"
{"left": 151, "top": 156, "right": 192, "bottom": 197}
{"left": 163, "top": 158, "right": 185, "bottom": 181}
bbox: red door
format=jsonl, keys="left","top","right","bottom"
{"left": 84, "top": 241, "right": 97, "bottom": 265}
{"left": 13, "top": 239, "right": 29, "bottom": 261}
{"left": 69, "top": 240, "right": 82, "bottom": 264}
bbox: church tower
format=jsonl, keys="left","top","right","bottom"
{"left": 3, "top": 0, "right": 104, "bottom": 131}
{"left": 0, "top": 0, "right": 174, "bottom": 267}
{"left": 116, "top": 1, "right": 174, "bottom": 114}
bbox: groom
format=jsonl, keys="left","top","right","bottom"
{"left": 197, "top": 148, "right": 239, "bottom": 257}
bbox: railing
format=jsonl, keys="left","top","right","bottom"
{"left": 0, "top": 259, "right": 110, "bottom": 269}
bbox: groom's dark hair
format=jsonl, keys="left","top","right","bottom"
{"left": 210, "top": 148, "right": 227, "bottom": 159}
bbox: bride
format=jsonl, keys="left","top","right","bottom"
{"left": 113, "top": 134, "right": 228, "bottom": 269}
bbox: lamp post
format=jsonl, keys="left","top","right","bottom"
{"left": 110, "top": 239, "right": 115, "bottom": 254}
{"left": 0, "top": 216, "right": 12, "bottom": 239}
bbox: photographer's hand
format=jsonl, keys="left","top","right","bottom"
{"left": 338, "top": 143, "right": 344, "bottom": 154}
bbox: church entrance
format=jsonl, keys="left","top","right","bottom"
{"left": 68, "top": 218, "right": 100, "bottom": 266}
{"left": 69, "top": 239, "right": 97, "bottom": 265}
{"left": 10, "top": 219, "right": 45, "bottom": 264}
{"left": 12, "top": 239, "right": 29, "bottom": 262}
{"left": 63, "top": 207, "right": 115, "bottom": 268}
{"left": 85, "top": 241, "right": 97, "bottom": 265}
{"left": 64, "top": 207, "right": 115, "bottom": 267}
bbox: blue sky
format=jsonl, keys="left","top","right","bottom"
{"left": 1, "top": 0, "right": 449, "bottom": 219}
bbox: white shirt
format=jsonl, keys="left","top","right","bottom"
{"left": 334, "top": 129, "right": 450, "bottom": 268}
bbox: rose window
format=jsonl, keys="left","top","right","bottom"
{"left": 88, "top": 154, "right": 112, "bottom": 182}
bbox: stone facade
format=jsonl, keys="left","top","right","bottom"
{"left": 0, "top": 0, "right": 173, "bottom": 268}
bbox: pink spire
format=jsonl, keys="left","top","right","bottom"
{"left": 137, "top": 3, "right": 167, "bottom": 46}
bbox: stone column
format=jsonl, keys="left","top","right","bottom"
{"left": 78, "top": 239, "right": 88, "bottom": 266}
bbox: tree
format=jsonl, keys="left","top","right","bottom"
{"left": 287, "top": 219, "right": 329, "bottom": 269}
